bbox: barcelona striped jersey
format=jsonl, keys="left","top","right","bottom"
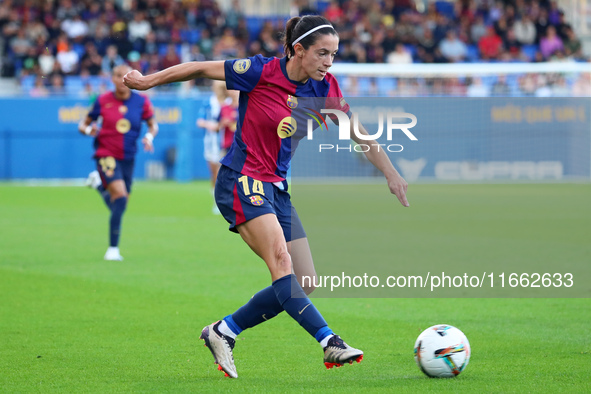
{"left": 222, "top": 55, "right": 350, "bottom": 183}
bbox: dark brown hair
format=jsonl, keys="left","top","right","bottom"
{"left": 283, "top": 15, "right": 337, "bottom": 58}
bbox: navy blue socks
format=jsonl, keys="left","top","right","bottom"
{"left": 97, "top": 185, "right": 112, "bottom": 210}
{"left": 272, "top": 274, "right": 333, "bottom": 342}
{"left": 228, "top": 286, "right": 283, "bottom": 334}
{"left": 109, "top": 196, "right": 127, "bottom": 247}
{"left": 222, "top": 274, "right": 333, "bottom": 343}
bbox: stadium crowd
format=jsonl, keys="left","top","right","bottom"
{"left": 0, "top": 0, "right": 588, "bottom": 97}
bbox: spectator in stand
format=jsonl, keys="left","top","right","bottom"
{"left": 101, "top": 44, "right": 124, "bottom": 75}
{"left": 27, "top": 19, "right": 49, "bottom": 44}
{"left": 324, "top": 0, "right": 344, "bottom": 22}
{"left": 56, "top": 38, "right": 79, "bottom": 74}
{"left": 535, "top": 9, "right": 550, "bottom": 43}
{"left": 61, "top": 14, "right": 88, "bottom": 42}
{"left": 551, "top": 76, "right": 570, "bottom": 97}
{"left": 160, "top": 44, "right": 180, "bottom": 69}
{"left": 199, "top": 29, "right": 214, "bottom": 59}
{"left": 128, "top": 11, "right": 152, "bottom": 51}
{"left": 491, "top": 75, "right": 511, "bottom": 96}
{"left": 548, "top": 1, "right": 562, "bottom": 25}
{"left": 143, "top": 31, "right": 158, "bottom": 55}
{"left": 30, "top": 75, "right": 49, "bottom": 97}
{"left": 540, "top": 26, "right": 563, "bottom": 59}
{"left": 10, "top": 27, "right": 33, "bottom": 63}
{"left": 493, "top": 15, "right": 510, "bottom": 42}
{"left": 80, "top": 42, "right": 102, "bottom": 76}
{"left": 470, "top": 15, "right": 488, "bottom": 44}
{"left": 387, "top": 43, "right": 413, "bottom": 64}
{"left": 382, "top": 28, "right": 399, "bottom": 55}
{"left": 439, "top": 30, "right": 467, "bottom": 63}
{"left": 479, "top": 26, "right": 503, "bottom": 60}
{"left": 256, "top": 29, "right": 279, "bottom": 58}
{"left": 555, "top": 11, "right": 572, "bottom": 41}
{"left": 563, "top": 27, "right": 582, "bottom": 59}
{"left": 504, "top": 29, "right": 522, "bottom": 59}
{"left": 49, "top": 73, "right": 65, "bottom": 95}
{"left": 513, "top": 14, "right": 536, "bottom": 45}
{"left": 466, "top": 77, "right": 491, "bottom": 97}
{"left": 416, "top": 27, "right": 437, "bottom": 63}
{"left": 22, "top": 47, "right": 40, "bottom": 76}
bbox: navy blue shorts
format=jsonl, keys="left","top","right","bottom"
{"left": 215, "top": 165, "right": 306, "bottom": 242}
{"left": 95, "top": 157, "right": 135, "bottom": 193}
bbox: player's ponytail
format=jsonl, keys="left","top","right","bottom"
{"left": 283, "top": 15, "right": 337, "bottom": 58}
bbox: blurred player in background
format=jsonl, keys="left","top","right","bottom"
{"left": 123, "top": 15, "right": 408, "bottom": 377}
{"left": 196, "top": 80, "right": 227, "bottom": 214}
{"left": 218, "top": 89, "right": 239, "bottom": 157}
{"left": 78, "top": 64, "right": 159, "bottom": 261}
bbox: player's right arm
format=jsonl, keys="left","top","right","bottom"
{"left": 123, "top": 61, "right": 225, "bottom": 91}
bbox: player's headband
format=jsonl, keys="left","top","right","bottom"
{"left": 292, "top": 24, "right": 334, "bottom": 46}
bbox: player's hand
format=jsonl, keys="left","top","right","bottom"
{"left": 142, "top": 136, "right": 154, "bottom": 152}
{"left": 386, "top": 172, "right": 409, "bottom": 207}
{"left": 88, "top": 124, "right": 99, "bottom": 136}
{"left": 123, "top": 70, "right": 149, "bottom": 90}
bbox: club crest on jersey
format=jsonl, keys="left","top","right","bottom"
{"left": 287, "top": 95, "right": 298, "bottom": 109}
{"left": 277, "top": 116, "right": 297, "bottom": 139}
{"left": 233, "top": 59, "right": 251, "bottom": 74}
{"left": 250, "top": 195, "right": 264, "bottom": 206}
{"left": 116, "top": 118, "right": 131, "bottom": 134}
{"left": 118, "top": 105, "right": 128, "bottom": 114}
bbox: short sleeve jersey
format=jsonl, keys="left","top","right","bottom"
{"left": 88, "top": 91, "right": 154, "bottom": 160}
{"left": 222, "top": 55, "right": 350, "bottom": 182}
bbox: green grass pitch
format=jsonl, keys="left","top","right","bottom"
{"left": 1, "top": 181, "right": 589, "bottom": 393}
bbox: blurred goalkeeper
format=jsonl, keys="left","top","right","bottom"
{"left": 78, "top": 64, "right": 159, "bottom": 261}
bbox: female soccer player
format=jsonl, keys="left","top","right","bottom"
{"left": 79, "top": 64, "right": 159, "bottom": 261}
{"left": 123, "top": 15, "right": 409, "bottom": 378}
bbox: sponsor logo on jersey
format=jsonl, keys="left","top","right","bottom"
{"left": 233, "top": 59, "right": 251, "bottom": 74}
{"left": 116, "top": 118, "right": 131, "bottom": 133}
{"left": 249, "top": 195, "right": 264, "bottom": 206}
{"left": 277, "top": 116, "right": 297, "bottom": 139}
{"left": 287, "top": 95, "right": 298, "bottom": 109}
{"left": 119, "top": 105, "right": 128, "bottom": 114}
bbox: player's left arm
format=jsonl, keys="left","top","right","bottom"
{"left": 78, "top": 116, "right": 99, "bottom": 136}
{"left": 142, "top": 117, "right": 158, "bottom": 153}
{"left": 349, "top": 120, "right": 409, "bottom": 207}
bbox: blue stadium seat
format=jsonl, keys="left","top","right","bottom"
{"left": 188, "top": 29, "right": 201, "bottom": 44}
{"left": 246, "top": 17, "right": 264, "bottom": 40}
{"left": 377, "top": 77, "right": 397, "bottom": 96}
{"left": 72, "top": 43, "right": 86, "bottom": 58}
{"left": 521, "top": 44, "right": 538, "bottom": 61}
{"left": 65, "top": 76, "right": 84, "bottom": 96}
{"left": 435, "top": 1, "right": 455, "bottom": 19}
{"left": 179, "top": 28, "right": 202, "bottom": 44}
{"left": 20, "top": 75, "right": 35, "bottom": 92}
{"left": 403, "top": 44, "right": 417, "bottom": 60}
{"left": 466, "top": 45, "right": 479, "bottom": 62}
{"left": 316, "top": 0, "right": 330, "bottom": 14}
{"left": 481, "top": 75, "right": 498, "bottom": 87}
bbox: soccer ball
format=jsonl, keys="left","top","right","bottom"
{"left": 414, "top": 324, "right": 471, "bottom": 378}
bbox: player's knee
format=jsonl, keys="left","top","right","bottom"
{"left": 110, "top": 190, "right": 128, "bottom": 201}
{"left": 274, "top": 248, "right": 292, "bottom": 276}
